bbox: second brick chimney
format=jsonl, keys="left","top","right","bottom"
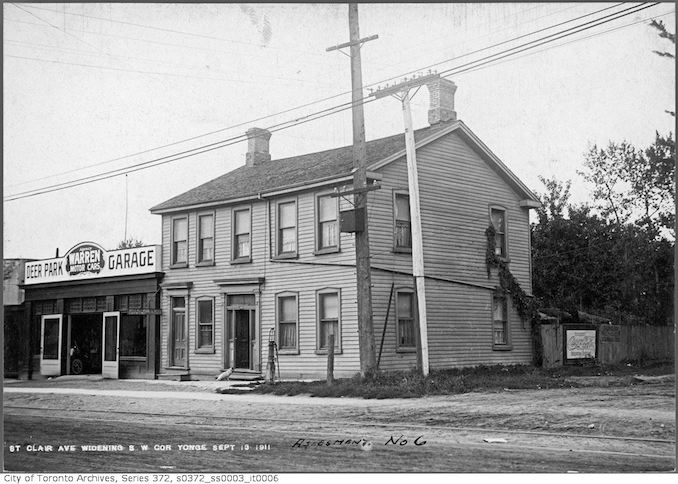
{"left": 245, "top": 127, "right": 272, "bottom": 167}
{"left": 427, "top": 78, "right": 457, "bottom": 125}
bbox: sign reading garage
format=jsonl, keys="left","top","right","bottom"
{"left": 24, "top": 242, "right": 161, "bottom": 285}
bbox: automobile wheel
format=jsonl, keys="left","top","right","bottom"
{"left": 71, "top": 358, "right": 83, "bottom": 375}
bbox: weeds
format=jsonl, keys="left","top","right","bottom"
{"left": 249, "top": 361, "right": 674, "bottom": 399}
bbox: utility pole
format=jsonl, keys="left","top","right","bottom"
{"left": 374, "top": 72, "right": 442, "bottom": 376}
{"left": 327, "top": 4, "right": 378, "bottom": 378}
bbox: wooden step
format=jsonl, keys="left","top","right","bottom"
{"left": 157, "top": 370, "right": 191, "bottom": 381}
{"left": 229, "top": 370, "right": 263, "bottom": 381}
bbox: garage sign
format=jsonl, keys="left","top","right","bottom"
{"left": 24, "top": 242, "right": 161, "bottom": 285}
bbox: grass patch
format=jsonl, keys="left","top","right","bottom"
{"left": 243, "top": 360, "right": 674, "bottom": 399}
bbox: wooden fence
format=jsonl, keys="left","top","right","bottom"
{"left": 539, "top": 322, "right": 675, "bottom": 368}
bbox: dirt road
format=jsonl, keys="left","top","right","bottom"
{"left": 3, "top": 380, "right": 675, "bottom": 473}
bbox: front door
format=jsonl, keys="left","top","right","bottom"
{"left": 234, "top": 310, "right": 251, "bottom": 369}
{"left": 171, "top": 301, "right": 186, "bottom": 367}
{"left": 102, "top": 311, "right": 120, "bottom": 379}
{"left": 40, "top": 314, "right": 63, "bottom": 376}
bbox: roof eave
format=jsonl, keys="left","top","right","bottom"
{"left": 149, "top": 171, "right": 382, "bottom": 215}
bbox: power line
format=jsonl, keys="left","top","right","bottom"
{"left": 12, "top": 2, "right": 331, "bottom": 58}
{"left": 4, "top": 3, "right": 659, "bottom": 201}
{"left": 5, "top": 2, "right": 636, "bottom": 191}
{"left": 4, "top": 38, "right": 338, "bottom": 88}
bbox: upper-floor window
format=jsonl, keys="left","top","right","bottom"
{"left": 277, "top": 201, "right": 297, "bottom": 256}
{"left": 277, "top": 292, "right": 298, "bottom": 353}
{"left": 396, "top": 290, "right": 416, "bottom": 350}
{"left": 317, "top": 194, "right": 339, "bottom": 252}
{"left": 317, "top": 289, "right": 341, "bottom": 353}
{"left": 490, "top": 207, "right": 507, "bottom": 258}
{"left": 394, "top": 192, "right": 411, "bottom": 250}
{"left": 196, "top": 298, "right": 214, "bottom": 350}
{"left": 233, "top": 208, "right": 251, "bottom": 262}
{"left": 171, "top": 217, "right": 188, "bottom": 266}
{"left": 492, "top": 294, "right": 509, "bottom": 347}
{"left": 197, "top": 213, "right": 214, "bottom": 264}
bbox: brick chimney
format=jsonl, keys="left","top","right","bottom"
{"left": 427, "top": 78, "right": 457, "bottom": 125}
{"left": 245, "top": 127, "right": 271, "bottom": 167}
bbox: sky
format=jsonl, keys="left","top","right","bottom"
{"left": 3, "top": 2, "right": 676, "bottom": 259}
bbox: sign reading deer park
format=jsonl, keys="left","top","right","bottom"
{"left": 24, "top": 242, "right": 161, "bottom": 285}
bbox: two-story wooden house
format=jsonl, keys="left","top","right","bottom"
{"left": 150, "top": 79, "right": 541, "bottom": 380}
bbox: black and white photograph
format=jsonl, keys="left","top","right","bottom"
{"left": 3, "top": 2, "right": 676, "bottom": 477}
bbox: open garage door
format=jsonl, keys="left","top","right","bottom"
{"left": 102, "top": 312, "right": 120, "bottom": 379}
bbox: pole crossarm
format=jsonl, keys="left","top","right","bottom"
{"left": 326, "top": 34, "right": 379, "bottom": 52}
{"left": 372, "top": 73, "right": 441, "bottom": 99}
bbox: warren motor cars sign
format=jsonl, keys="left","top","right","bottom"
{"left": 24, "top": 242, "right": 161, "bottom": 285}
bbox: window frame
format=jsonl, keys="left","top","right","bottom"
{"left": 489, "top": 205, "right": 509, "bottom": 261}
{"left": 491, "top": 292, "right": 512, "bottom": 350}
{"left": 195, "top": 297, "right": 215, "bottom": 353}
{"left": 315, "top": 192, "right": 340, "bottom": 255}
{"left": 170, "top": 215, "right": 189, "bottom": 268}
{"left": 275, "top": 198, "right": 298, "bottom": 259}
{"left": 196, "top": 211, "right": 215, "bottom": 266}
{"left": 393, "top": 190, "right": 412, "bottom": 253}
{"left": 275, "top": 291, "right": 299, "bottom": 354}
{"left": 231, "top": 206, "right": 252, "bottom": 264}
{"left": 315, "top": 288, "right": 342, "bottom": 354}
{"left": 395, "top": 288, "right": 417, "bottom": 352}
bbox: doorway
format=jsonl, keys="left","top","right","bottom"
{"left": 68, "top": 313, "right": 103, "bottom": 375}
{"left": 225, "top": 293, "right": 256, "bottom": 370}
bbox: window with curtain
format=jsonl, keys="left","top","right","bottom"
{"left": 277, "top": 294, "right": 298, "bottom": 351}
{"left": 278, "top": 201, "right": 297, "bottom": 255}
{"left": 233, "top": 208, "right": 251, "bottom": 260}
{"left": 198, "top": 214, "right": 214, "bottom": 263}
{"left": 172, "top": 217, "right": 188, "bottom": 265}
{"left": 318, "top": 195, "right": 338, "bottom": 251}
{"left": 318, "top": 291, "right": 340, "bottom": 351}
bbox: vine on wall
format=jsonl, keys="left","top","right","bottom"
{"left": 486, "top": 225, "right": 542, "bottom": 364}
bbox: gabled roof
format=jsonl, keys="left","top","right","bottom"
{"left": 150, "top": 120, "right": 539, "bottom": 214}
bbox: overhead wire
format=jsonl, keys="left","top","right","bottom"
{"left": 4, "top": 2, "right": 663, "bottom": 201}
{"left": 4, "top": 2, "right": 637, "bottom": 191}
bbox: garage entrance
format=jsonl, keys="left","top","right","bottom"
{"left": 68, "top": 313, "right": 103, "bottom": 375}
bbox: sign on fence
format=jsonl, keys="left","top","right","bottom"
{"left": 599, "top": 325, "right": 621, "bottom": 343}
{"left": 563, "top": 325, "right": 597, "bottom": 364}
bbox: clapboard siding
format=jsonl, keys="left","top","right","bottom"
{"left": 415, "top": 133, "right": 531, "bottom": 290}
{"left": 159, "top": 185, "right": 361, "bottom": 379}
{"left": 424, "top": 279, "right": 532, "bottom": 367}
{"left": 368, "top": 130, "right": 534, "bottom": 368}
{"left": 157, "top": 127, "right": 536, "bottom": 378}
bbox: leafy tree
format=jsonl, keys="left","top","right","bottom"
{"left": 578, "top": 134, "right": 675, "bottom": 234}
{"left": 117, "top": 237, "right": 145, "bottom": 249}
{"left": 532, "top": 177, "right": 673, "bottom": 325}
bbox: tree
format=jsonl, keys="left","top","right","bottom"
{"left": 117, "top": 237, "right": 145, "bottom": 249}
{"left": 578, "top": 134, "right": 675, "bottom": 235}
{"left": 649, "top": 20, "right": 675, "bottom": 116}
{"left": 532, "top": 177, "right": 673, "bottom": 325}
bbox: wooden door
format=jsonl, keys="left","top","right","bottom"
{"left": 102, "top": 312, "right": 120, "bottom": 379}
{"left": 234, "top": 310, "right": 251, "bottom": 369}
{"left": 40, "top": 315, "right": 62, "bottom": 376}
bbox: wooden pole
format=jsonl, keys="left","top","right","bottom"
{"left": 348, "top": 3, "right": 377, "bottom": 378}
{"left": 402, "top": 92, "right": 430, "bottom": 376}
{"left": 327, "top": 334, "right": 335, "bottom": 385}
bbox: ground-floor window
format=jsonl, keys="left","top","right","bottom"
{"left": 197, "top": 298, "right": 214, "bottom": 350}
{"left": 396, "top": 290, "right": 416, "bottom": 350}
{"left": 317, "top": 289, "right": 341, "bottom": 352}
{"left": 276, "top": 292, "right": 298, "bottom": 352}
{"left": 120, "top": 315, "right": 147, "bottom": 357}
{"left": 492, "top": 294, "right": 509, "bottom": 346}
